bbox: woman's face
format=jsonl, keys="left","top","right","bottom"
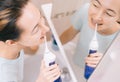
{"left": 88, "top": 0, "right": 120, "bottom": 35}
{"left": 16, "top": 2, "right": 49, "bottom": 47}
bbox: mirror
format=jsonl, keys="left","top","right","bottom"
{"left": 50, "top": 0, "right": 120, "bottom": 82}
{"left": 23, "top": 0, "right": 120, "bottom": 82}
{"left": 51, "top": 0, "right": 88, "bottom": 82}
{"left": 88, "top": 31, "right": 120, "bottom": 82}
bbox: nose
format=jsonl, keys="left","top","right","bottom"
{"left": 41, "top": 24, "right": 50, "bottom": 35}
{"left": 94, "top": 10, "right": 103, "bottom": 23}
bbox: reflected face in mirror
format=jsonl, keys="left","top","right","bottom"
{"left": 88, "top": 0, "right": 120, "bottom": 35}
{"left": 50, "top": 0, "right": 120, "bottom": 81}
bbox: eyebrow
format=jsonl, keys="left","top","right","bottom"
{"left": 95, "top": 0, "right": 101, "bottom": 6}
{"left": 95, "top": 0, "right": 116, "bottom": 14}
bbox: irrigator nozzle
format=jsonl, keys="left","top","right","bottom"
{"left": 93, "top": 24, "right": 98, "bottom": 41}
{"left": 89, "top": 23, "right": 99, "bottom": 50}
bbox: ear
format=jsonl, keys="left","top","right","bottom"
{"left": 0, "top": 41, "right": 5, "bottom": 45}
{"left": 5, "top": 40, "right": 17, "bottom": 45}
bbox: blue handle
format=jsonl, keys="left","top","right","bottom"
{"left": 84, "top": 65, "right": 95, "bottom": 79}
{"left": 54, "top": 77, "right": 62, "bottom": 82}
{"left": 49, "top": 62, "right": 62, "bottom": 82}
{"left": 84, "top": 50, "right": 97, "bottom": 79}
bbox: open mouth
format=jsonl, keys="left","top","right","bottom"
{"left": 97, "top": 23, "right": 102, "bottom": 26}
{"left": 40, "top": 36, "right": 45, "bottom": 40}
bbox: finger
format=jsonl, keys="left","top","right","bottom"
{"left": 47, "top": 64, "right": 58, "bottom": 71}
{"left": 50, "top": 66, "right": 60, "bottom": 75}
{"left": 85, "top": 56, "right": 102, "bottom": 62}
{"left": 51, "top": 71, "right": 61, "bottom": 82}
{"left": 47, "top": 70, "right": 61, "bottom": 81}
{"left": 42, "top": 64, "right": 59, "bottom": 76}
{"left": 86, "top": 59, "right": 99, "bottom": 65}
{"left": 89, "top": 53, "right": 103, "bottom": 57}
{"left": 46, "top": 65, "right": 60, "bottom": 76}
{"left": 85, "top": 57, "right": 101, "bottom": 65}
{"left": 87, "top": 63, "right": 97, "bottom": 68}
{"left": 45, "top": 66, "right": 61, "bottom": 81}
{"left": 49, "top": 69, "right": 61, "bottom": 82}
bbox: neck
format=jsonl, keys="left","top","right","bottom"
{"left": 0, "top": 42, "right": 22, "bottom": 59}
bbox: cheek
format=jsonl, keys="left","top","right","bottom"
{"left": 18, "top": 35, "right": 39, "bottom": 47}
{"left": 104, "top": 21, "right": 114, "bottom": 29}
{"left": 19, "top": 39, "right": 39, "bottom": 47}
{"left": 88, "top": 6, "right": 95, "bottom": 17}
{"left": 103, "top": 17, "right": 117, "bottom": 27}
{"left": 19, "top": 29, "right": 45, "bottom": 46}
{"left": 88, "top": 7, "right": 94, "bottom": 28}
{"left": 99, "top": 21, "right": 116, "bottom": 32}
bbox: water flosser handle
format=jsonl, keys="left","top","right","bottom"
{"left": 44, "top": 36, "right": 55, "bottom": 66}
{"left": 84, "top": 50, "right": 97, "bottom": 79}
{"left": 84, "top": 24, "right": 98, "bottom": 80}
{"left": 44, "top": 36, "right": 62, "bottom": 82}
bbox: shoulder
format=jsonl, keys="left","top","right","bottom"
{"left": 72, "top": 3, "right": 90, "bottom": 22}
{"left": 76, "top": 3, "right": 90, "bottom": 15}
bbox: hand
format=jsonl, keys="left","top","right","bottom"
{"left": 85, "top": 52, "right": 103, "bottom": 68}
{"left": 36, "top": 60, "right": 61, "bottom": 82}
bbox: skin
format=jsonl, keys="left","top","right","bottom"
{"left": 37, "top": 60, "right": 61, "bottom": 82}
{"left": 88, "top": 0, "right": 120, "bottom": 35}
{"left": 60, "top": 0, "right": 120, "bottom": 68}
{"left": 0, "top": 2, "right": 61, "bottom": 82}
{"left": 16, "top": 2, "right": 49, "bottom": 47}
{"left": 86, "top": 0, "right": 120, "bottom": 67}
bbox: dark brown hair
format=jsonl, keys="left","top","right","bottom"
{"left": 0, "top": 0, "right": 29, "bottom": 41}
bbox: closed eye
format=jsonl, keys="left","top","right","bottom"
{"left": 93, "top": 3, "right": 98, "bottom": 8}
{"left": 106, "top": 12, "right": 112, "bottom": 16}
{"left": 32, "top": 24, "right": 39, "bottom": 34}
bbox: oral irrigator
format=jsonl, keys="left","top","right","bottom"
{"left": 84, "top": 24, "right": 99, "bottom": 79}
{"left": 44, "top": 36, "right": 62, "bottom": 82}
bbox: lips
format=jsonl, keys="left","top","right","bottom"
{"left": 40, "top": 36, "right": 45, "bottom": 40}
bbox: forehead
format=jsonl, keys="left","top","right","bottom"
{"left": 95, "top": 0, "right": 120, "bottom": 13}
{"left": 16, "top": 2, "right": 40, "bottom": 31}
